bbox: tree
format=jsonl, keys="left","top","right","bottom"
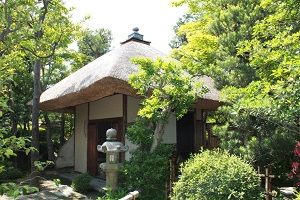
{"left": 172, "top": 0, "right": 300, "bottom": 183}
{"left": 76, "top": 28, "right": 112, "bottom": 66}
{"left": 172, "top": 0, "right": 265, "bottom": 88}
{"left": 0, "top": 0, "right": 29, "bottom": 135}
{"left": 169, "top": 14, "right": 194, "bottom": 49}
{"left": 39, "top": 51, "right": 74, "bottom": 161}
{"left": 228, "top": 0, "right": 300, "bottom": 174}
{"left": 1, "top": 0, "right": 79, "bottom": 171}
{"left": 120, "top": 57, "right": 207, "bottom": 199}
{"left": 128, "top": 57, "right": 207, "bottom": 152}
{"left": 0, "top": 30, "right": 31, "bottom": 175}
{"left": 0, "top": 0, "right": 36, "bottom": 172}
{"left": 24, "top": 0, "right": 74, "bottom": 171}
{"left": 0, "top": 62, "right": 23, "bottom": 173}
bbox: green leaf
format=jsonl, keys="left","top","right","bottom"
{"left": 4, "top": 149, "right": 15, "bottom": 158}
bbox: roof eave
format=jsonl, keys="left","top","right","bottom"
{"left": 39, "top": 77, "right": 138, "bottom": 111}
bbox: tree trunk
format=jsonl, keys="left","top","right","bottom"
{"left": 60, "top": 113, "right": 65, "bottom": 147}
{"left": 8, "top": 83, "right": 17, "bottom": 135}
{"left": 30, "top": 0, "right": 49, "bottom": 173}
{"left": 43, "top": 112, "right": 54, "bottom": 161}
{"left": 150, "top": 108, "right": 172, "bottom": 152}
{"left": 31, "top": 59, "right": 41, "bottom": 172}
{"left": 150, "top": 121, "right": 167, "bottom": 152}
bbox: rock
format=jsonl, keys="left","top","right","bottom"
{"left": 0, "top": 195, "right": 13, "bottom": 200}
{"left": 279, "top": 187, "right": 296, "bottom": 199}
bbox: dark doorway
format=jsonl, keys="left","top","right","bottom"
{"left": 176, "top": 112, "right": 195, "bottom": 160}
{"left": 87, "top": 118, "right": 123, "bottom": 176}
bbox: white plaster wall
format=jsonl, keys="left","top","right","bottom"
{"left": 55, "top": 134, "right": 74, "bottom": 168}
{"left": 74, "top": 103, "right": 88, "bottom": 173}
{"left": 127, "top": 96, "right": 140, "bottom": 123}
{"left": 162, "top": 113, "right": 177, "bottom": 144}
{"left": 89, "top": 94, "right": 123, "bottom": 120}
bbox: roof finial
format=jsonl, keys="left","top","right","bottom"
{"left": 128, "top": 27, "right": 143, "bottom": 40}
{"left": 133, "top": 27, "right": 139, "bottom": 32}
{"left": 120, "top": 27, "right": 151, "bottom": 45}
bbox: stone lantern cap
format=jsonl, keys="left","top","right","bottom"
{"left": 106, "top": 128, "right": 117, "bottom": 140}
{"left": 97, "top": 128, "right": 129, "bottom": 153}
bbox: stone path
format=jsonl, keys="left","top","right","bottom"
{"left": 0, "top": 170, "right": 106, "bottom": 200}
{"left": 1, "top": 181, "right": 88, "bottom": 200}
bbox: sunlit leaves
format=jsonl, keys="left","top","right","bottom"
{"left": 0, "top": 0, "right": 79, "bottom": 173}
{"left": 127, "top": 57, "right": 207, "bottom": 150}
{"left": 173, "top": 0, "right": 300, "bottom": 180}
{"left": 130, "top": 57, "right": 206, "bottom": 120}
{"left": 172, "top": 0, "right": 264, "bottom": 88}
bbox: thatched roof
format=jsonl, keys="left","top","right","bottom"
{"left": 40, "top": 40, "right": 220, "bottom": 111}
{"left": 200, "top": 76, "right": 220, "bottom": 102}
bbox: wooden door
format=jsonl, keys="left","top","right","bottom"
{"left": 87, "top": 118, "right": 123, "bottom": 176}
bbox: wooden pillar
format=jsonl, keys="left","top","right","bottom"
{"left": 205, "top": 113, "right": 212, "bottom": 148}
{"left": 194, "top": 108, "right": 206, "bottom": 151}
{"left": 121, "top": 94, "right": 127, "bottom": 161}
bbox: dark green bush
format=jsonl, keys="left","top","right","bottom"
{"left": 121, "top": 144, "right": 173, "bottom": 200}
{"left": 171, "top": 150, "right": 262, "bottom": 200}
{"left": 0, "top": 167, "right": 23, "bottom": 181}
{"left": 71, "top": 173, "right": 92, "bottom": 193}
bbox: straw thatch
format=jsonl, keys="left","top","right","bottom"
{"left": 40, "top": 40, "right": 220, "bottom": 111}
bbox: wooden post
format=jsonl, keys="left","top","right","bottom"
{"left": 265, "top": 167, "right": 271, "bottom": 200}
{"left": 167, "top": 155, "right": 177, "bottom": 198}
{"left": 258, "top": 166, "right": 275, "bottom": 200}
{"left": 119, "top": 191, "right": 139, "bottom": 200}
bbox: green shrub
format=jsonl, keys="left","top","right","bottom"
{"left": 0, "top": 182, "right": 38, "bottom": 198}
{"left": 0, "top": 167, "right": 23, "bottom": 180}
{"left": 121, "top": 144, "right": 173, "bottom": 200}
{"left": 71, "top": 173, "right": 92, "bottom": 193}
{"left": 171, "top": 149, "right": 262, "bottom": 200}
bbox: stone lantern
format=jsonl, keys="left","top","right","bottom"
{"left": 97, "top": 128, "right": 128, "bottom": 190}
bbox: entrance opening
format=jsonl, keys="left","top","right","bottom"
{"left": 87, "top": 118, "right": 123, "bottom": 176}
{"left": 176, "top": 111, "right": 195, "bottom": 160}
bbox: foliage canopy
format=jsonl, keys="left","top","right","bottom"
{"left": 172, "top": 0, "right": 300, "bottom": 183}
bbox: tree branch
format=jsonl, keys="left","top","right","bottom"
{"left": 21, "top": 33, "right": 63, "bottom": 59}
{"left": 256, "top": 114, "right": 300, "bottom": 135}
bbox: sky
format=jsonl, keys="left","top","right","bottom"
{"left": 65, "top": 0, "right": 186, "bottom": 54}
